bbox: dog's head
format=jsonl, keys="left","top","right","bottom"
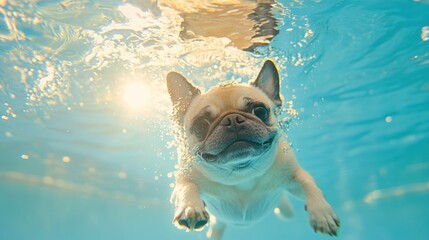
{"left": 167, "top": 60, "right": 282, "bottom": 184}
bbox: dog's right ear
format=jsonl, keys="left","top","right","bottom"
{"left": 252, "top": 60, "right": 282, "bottom": 107}
{"left": 166, "top": 72, "right": 201, "bottom": 122}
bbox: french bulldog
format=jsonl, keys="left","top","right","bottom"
{"left": 166, "top": 60, "right": 340, "bottom": 239}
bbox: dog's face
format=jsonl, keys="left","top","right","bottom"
{"left": 167, "top": 60, "right": 282, "bottom": 184}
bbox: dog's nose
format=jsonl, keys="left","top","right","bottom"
{"left": 221, "top": 114, "right": 246, "bottom": 130}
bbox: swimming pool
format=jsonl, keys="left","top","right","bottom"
{"left": 1, "top": 0, "right": 428, "bottom": 239}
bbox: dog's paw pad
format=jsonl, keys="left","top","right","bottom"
{"left": 173, "top": 206, "right": 209, "bottom": 231}
{"left": 195, "top": 219, "right": 208, "bottom": 229}
{"left": 306, "top": 201, "right": 340, "bottom": 236}
{"left": 178, "top": 219, "right": 191, "bottom": 229}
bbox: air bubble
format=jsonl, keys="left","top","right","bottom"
{"left": 118, "top": 171, "right": 127, "bottom": 179}
{"left": 62, "top": 156, "right": 71, "bottom": 163}
{"left": 421, "top": 26, "right": 429, "bottom": 41}
{"left": 385, "top": 116, "right": 392, "bottom": 123}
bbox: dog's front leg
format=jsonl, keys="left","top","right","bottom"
{"left": 171, "top": 179, "right": 209, "bottom": 231}
{"left": 287, "top": 168, "right": 340, "bottom": 236}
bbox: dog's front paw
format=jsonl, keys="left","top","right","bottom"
{"left": 173, "top": 206, "right": 209, "bottom": 231}
{"left": 305, "top": 200, "right": 340, "bottom": 236}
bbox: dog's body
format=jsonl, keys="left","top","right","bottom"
{"left": 166, "top": 60, "right": 340, "bottom": 239}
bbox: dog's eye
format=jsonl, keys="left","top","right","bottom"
{"left": 252, "top": 105, "right": 269, "bottom": 122}
{"left": 192, "top": 118, "right": 211, "bottom": 140}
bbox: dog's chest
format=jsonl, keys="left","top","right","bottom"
{"left": 200, "top": 179, "right": 283, "bottom": 225}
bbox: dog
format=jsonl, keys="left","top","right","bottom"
{"left": 166, "top": 60, "right": 340, "bottom": 239}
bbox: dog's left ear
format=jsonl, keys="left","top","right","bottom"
{"left": 166, "top": 72, "right": 201, "bottom": 122}
{"left": 251, "top": 60, "right": 282, "bottom": 106}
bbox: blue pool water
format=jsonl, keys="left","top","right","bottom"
{"left": 1, "top": 0, "right": 429, "bottom": 239}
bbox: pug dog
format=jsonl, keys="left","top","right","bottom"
{"left": 166, "top": 60, "right": 340, "bottom": 239}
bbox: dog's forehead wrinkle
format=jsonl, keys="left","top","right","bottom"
{"left": 202, "top": 85, "right": 271, "bottom": 111}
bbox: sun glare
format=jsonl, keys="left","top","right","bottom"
{"left": 122, "top": 81, "right": 149, "bottom": 111}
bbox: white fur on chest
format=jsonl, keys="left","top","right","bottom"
{"left": 201, "top": 187, "right": 282, "bottom": 225}
{"left": 197, "top": 162, "right": 289, "bottom": 225}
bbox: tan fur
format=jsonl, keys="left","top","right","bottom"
{"left": 167, "top": 62, "right": 340, "bottom": 239}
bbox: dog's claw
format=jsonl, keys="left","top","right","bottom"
{"left": 306, "top": 200, "right": 340, "bottom": 237}
{"left": 335, "top": 218, "right": 341, "bottom": 227}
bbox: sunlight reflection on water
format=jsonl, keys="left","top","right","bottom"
{"left": 0, "top": 1, "right": 313, "bottom": 120}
